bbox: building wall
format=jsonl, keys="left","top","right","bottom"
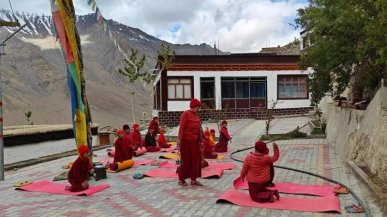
{"left": 166, "top": 70, "right": 311, "bottom": 111}
{"left": 158, "top": 107, "right": 312, "bottom": 127}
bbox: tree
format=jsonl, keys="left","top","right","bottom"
{"left": 24, "top": 111, "right": 33, "bottom": 125}
{"left": 296, "top": 0, "right": 387, "bottom": 105}
{"left": 264, "top": 100, "right": 279, "bottom": 139}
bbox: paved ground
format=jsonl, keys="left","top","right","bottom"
{"left": 0, "top": 118, "right": 383, "bottom": 217}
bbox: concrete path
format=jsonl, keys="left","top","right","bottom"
{"left": 0, "top": 118, "right": 383, "bottom": 217}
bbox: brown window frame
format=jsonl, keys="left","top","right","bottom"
{"left": 167, "top": 77, "right": 193, "bottom": 100}
{"left": 277, "top": 75, "right": 308, "bottom": 100}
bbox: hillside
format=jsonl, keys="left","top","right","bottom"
{"left": 0, "top": 9, "right": 221, "bottom": 128}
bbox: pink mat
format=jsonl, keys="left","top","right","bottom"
{"left": 233, "top": 177, "right": 336, "bottom": 197}
{"left": 144, "top": 167, "right": 224, "bottom": 179}
{"left": 15, "top": 180, "right": 110, "bottom": 196}
{"left": 158, "top": 161, "right": 236, "bottom": 171}
{"left": 134, "top": 159, "right": 156, "bottom": 166}
{"left": 217, "top": 189, "right": 341, "bottom": 213}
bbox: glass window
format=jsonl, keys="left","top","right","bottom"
{"left": 236, "top": 81, "right": 249, "bottom": 98}
{"left": 200, "top": 78, "right": 215, "bottom": 99}
{"left": 221, "top": 81, "right": 235, "bottom": 98}
{"left": 250, "top": 82, "right": 266, "bottom": 98}
{"left": 167, "top": 77, "right": 192, "bottom": 100}
{"left": 278, "top": 75, "right": 308, "bottom": 99}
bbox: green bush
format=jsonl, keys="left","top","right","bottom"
{"left": 289, "top": 127, "right": 307, "bottom": 138}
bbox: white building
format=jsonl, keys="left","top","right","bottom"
{"left": 153, "top": 53, "right": 312, "bottom": 126}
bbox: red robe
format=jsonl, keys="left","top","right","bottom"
{"left": 178, "top": 110, "right": 202, "bottom": 180}
{"left": 114, "top": 137, "right": 133, "bottom": 163}
{"left": 130, "top": 130, "right": 143, "bottom": 148}
{"left": 203, "top": 138, "right": 218, "bottom": 159}
{"left": 214, "top": 127, "right": 231, "bottom": 152}
{"left": 67, "top": 156, "right": 90, "bottom": 192}
{"left": 145, "top": 131, "right": 160, "bottom": 152}
{"left": 158, "top": 133, "right": 171, "bottom": 148}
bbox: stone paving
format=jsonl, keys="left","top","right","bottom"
{"left": 0, "top": 118, "right": 383, "bottom": 217}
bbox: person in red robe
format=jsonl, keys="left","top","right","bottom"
{"left": 177, "top": 98, "right": 203, "bottom": 186}
{"left": 130, "top": 123, "right": 143, "bottom": 149}
{"left": 110, "top": 129, "right": 133, "bottom": 170}
{"left": 240, "top": 141, "right": 280, "bottom": 203}
{"left": 148, "top": 116, "right": 160, "bottom": 139}
{"left": 67, "top": 145, "right": 91, "bottom": 192}
{"left": 145, "top": 126, "right": 161, "bottom": 152}
{"left": 203, "top": 130, "right": 218, "bottom": 159}
{"left": 214, "top": 120, "right": 232, "bottom": 152}
{"left": 157, "top": 127, "right": 171, "bottom": 148}
{"left": 264, "top": 145, "right": 275, "bottom": 187}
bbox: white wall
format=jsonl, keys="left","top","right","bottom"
{"left": 166, "top": 70, "right": 312, "bottom": 111}
{"left": 167, "top": 100, "right": 191, "bottom": 111}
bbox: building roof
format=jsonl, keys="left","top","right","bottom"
{"left": 165, "top": 53, "right": 300, "bottom": 71}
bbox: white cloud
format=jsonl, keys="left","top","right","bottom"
{"left": 0, "top": 0, "right": 308, "bottom": 52}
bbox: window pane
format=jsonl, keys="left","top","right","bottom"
{"left": 250, "top": 82, "right": 266, "bottom": 98}
{"left": 236, "top": 82, "right": 249, "bottom": 98}
{"left": 168, "top": 79, "right": 179, "bottom": 84}
{"left": 176, "top": 85, "right": 183, "bottom": 99}
{"left": 278, "top": 76, "right": 308, "bottom": 98}
{"left": 222, "top": 82, "right": 235, "bottom": 98}
{"left": 168, "top": 85, "right": 175, "bottom": 99}
{"left": 201, "top": 81, "right": 214, "bottom": 99}
{"left": 180, "top": 79, "right": 191, "bottom": 84}
{"left": 184, "top": 85, "right": 191, "bottom": 98}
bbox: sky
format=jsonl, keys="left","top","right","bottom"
{"left": 0, "top": 0, "right": 308, "bottom": 52}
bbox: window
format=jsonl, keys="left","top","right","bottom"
{"left": 250, "top": 82, "right": 266, "bottom": 98}
{"left": 278, "top": 75, "right": 308, "bottom": 99}
{"left": 221, "top": 79, "right": 235, "bottom": 98}
{"left": 236, "top": 79, "right": 249, "bottom": 98}
{"left": 200, "top": 78, "right": 215, "bottom": 99}
{"left": 168, "top": 77, "right": 192, "bottom": 100}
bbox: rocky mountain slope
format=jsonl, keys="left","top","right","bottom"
{"left": 0, "top": 9, "right": 221, "bottom": 128}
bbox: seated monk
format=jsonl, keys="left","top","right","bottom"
{"left": 157, "top": 127, "right": 171, "bottom": 148}
{"left": 67, "top": 145, "right": 92, "bottom": 192}
{"left": 214, "top": 120, "right": 232, "bottom": 153}
{"left": 145, "top": 126, "right": 160, "bottom": 152}
{"left": 203, "top": 130, "right": 218, "bottom": 159}
{"left": 110, "top": 129, "right": 134, "bottom": 170}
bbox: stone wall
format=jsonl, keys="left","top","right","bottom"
{"left": 326, "top": 85, "right": 387, "bottom": 181}
{"left": 159, "top": 107, "right": 312, "bottom": 127}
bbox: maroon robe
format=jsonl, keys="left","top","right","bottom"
{"left": 67, "top": 156, "right": 90, "bottom": 192}
{"left": 248, "top": 182, "right": 274, "bottom": 203}
{"left": 214, "top": 126, "right": 231, "bottom": 153}
{"left": 114, "top": 137, "right": 133, "bottom": 163}
{"left": 178, "top": 110, "right": 202, "bottom": 181}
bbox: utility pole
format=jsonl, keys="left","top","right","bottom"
{"left": 0, "top": 21, "right": 26, "bottom": 181}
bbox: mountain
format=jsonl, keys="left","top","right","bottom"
{"left": 0, "top": 9, "right": 222, "bottom": 128}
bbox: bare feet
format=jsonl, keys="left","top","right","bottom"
{"left": 190, "top": 180, "right": 203, "bottom": 186}
{"left": 273, "top": 190, "right": 280, "bottom": 200}
{"left": 178, "top": 180, "right": 188, "bottom": 186}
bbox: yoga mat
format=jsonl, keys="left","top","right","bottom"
{"left": 158, "top": 161, "right": 236, "bottom": 170}
{"left": 134, "top": 159, "right": 156, "bottom": 166}
{"left": 216, "top": 189, "right": 341, "bottom": 213}
{"left": 134, "top": 147, "right": 147, "bottom": 157}
{"left": 107, "top": 150, "right": 115, "bottom": 157}
{"left": 107, "top": 159, "right": 134, "bottom": 173}
{"left": 144, "top": 167, "right": 224, "bottom": 179}
{"left": 159, "top": 153, "right": 224, "bottom": 160}
{"left": 15, "top": 180, "right": 110, "bottom": 196}
{"left": 233, "top": 177, "right": 336, "bottom": 197}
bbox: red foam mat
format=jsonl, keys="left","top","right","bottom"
{"left": 217, "top": 189, "right": 341, "bottom": 213}
{"left": 144, "top": 167, "right": 224, "bottom": 179}
{"left": 233, "top": 177, "right": 336, "bottom": 197}
{"left": 15, "top": 180, "right": 110, "bottom": 196}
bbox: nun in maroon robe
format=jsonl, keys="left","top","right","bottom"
{"left": 177, "top": 98, "right": 203, "bottom": 186}
{"left": 67, "top": 145, "right": 91, "bottom": 192}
